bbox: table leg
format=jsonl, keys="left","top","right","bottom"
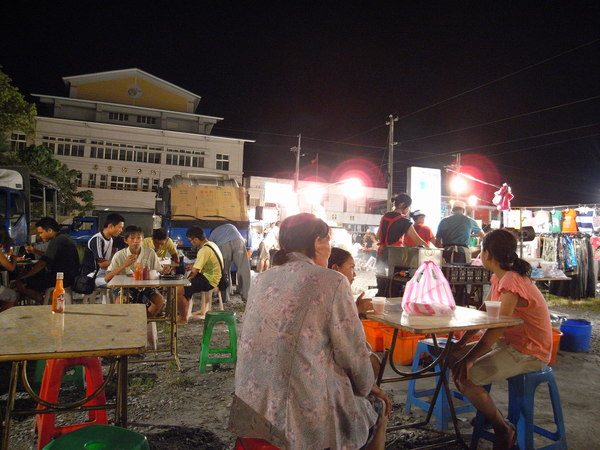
{"left": 114, "top": 356, "right": 128, "bottom": 427}
{"left": 1, "top": 362, "right": 20, "bottom": 450}
{"left": 170, "top": 286, "right": 182, "bottom": 371}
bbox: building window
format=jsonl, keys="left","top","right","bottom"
{"left": 136, "top": 115, "right": 157, "bottom": 125}
{"left": 216, "top": 154, "right": 229, "bottom": 171}
{"left": 142, "top": 178, "right": 150, "bottom": 191}
{"left": 109, "top": 176, "right": 139, "bottom": 191}
{"left": 99, "top": 175, "right": 107, "bottom": 189}
{"left": 152, "top": 179, "right": 160, "bottom": 192}
{"left": 41, "top": 136, "right": 84, "bottom": 157}
{"left": 10, "top": 133, "right": 27, "bottom": 151}
{"left": 88, "top": 173, "right": 97, "bottom": 188}
{"left": 74, "top": 173, "right": 82, "bottom": 187}
{"left": 165, "top": 148, "right": 205, "bottom": 168}
{"left": 108, "top": 112, "right": 129, "bottom": 122}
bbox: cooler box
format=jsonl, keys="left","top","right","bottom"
{"left": 381, "top": 328, "right": 426, "bottom": 365}
{"left": 361, "top": 320, "right": 390, "bottom": 352}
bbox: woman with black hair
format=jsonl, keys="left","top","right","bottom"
{"left": 230, "top": 213, "right": 391, "bottom": 449}
{"left": 451, "top": 229, "right": 552, "bottom": 449}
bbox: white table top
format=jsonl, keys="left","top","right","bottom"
{"left": 107, "top": 274, "right": 191, "bottom": 288}
{"left": 0, "top": 304, "right": 148, "bottom": 362}
{"left": 367, "top": 305, "right": 523, "bottom": 335}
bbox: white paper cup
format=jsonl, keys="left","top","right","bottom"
{"left": 150, "top": 270, "right": 160, "bottom": 280}
{"left": 485, "top": 301, "right": 501, "bottom": 318}
{"left": 372, "top": 297, "right": 386, "bottom": 314}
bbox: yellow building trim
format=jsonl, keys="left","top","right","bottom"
{"left": 74, "top": 77, "right": 189, "bottom": 112}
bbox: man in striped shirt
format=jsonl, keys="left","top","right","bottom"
{"left": 81, "top": 213, "right": 125, "bottom": 288}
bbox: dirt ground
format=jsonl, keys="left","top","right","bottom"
{"left": 2, "top": 270, "right": 599, "bottom": 449}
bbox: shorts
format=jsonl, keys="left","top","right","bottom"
{"left": 183, "top": 273, "right": 214, "bottom": 298}
{"left": 112, "top": 287, "right": 161, "bottom": 307}
{"left": 468, "top": 341, "right": 547, "bottom": 386}
{"left": 258, "top": 242, "right": 269, "bottom": 261}
{"left": 22, "top": 270, "right": 55, "bottom": 293}
{"left": 359, "top": 395, "right": 385, "bottom": 450}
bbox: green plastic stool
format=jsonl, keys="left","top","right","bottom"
{"left": 42, "top": 424, "right": 149, "bottom": 449}
{"left": 34, "top": 360, "right": 85, "bottom": 391}
{"left": 199, "top": 310, "right": 237, "bottom": 372}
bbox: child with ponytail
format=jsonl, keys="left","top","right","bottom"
{"left": 451, "top": 229, "right": 552, "bottom": 449}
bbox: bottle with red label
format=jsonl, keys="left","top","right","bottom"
{"left": 51, "top": 272, "right": 65, "bottom": 313}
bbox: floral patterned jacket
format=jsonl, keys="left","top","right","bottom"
{"left": 229, "top": 252, "right": 377, "bottom": 449}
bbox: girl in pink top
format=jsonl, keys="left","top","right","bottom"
{"left": 452, "top": 229, "right": 552, "bottom": 449}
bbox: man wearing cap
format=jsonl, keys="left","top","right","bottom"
{"left": 435, "top": 201, "right": 485, "bottom": 306}
{"left": 434, "top": 200, "right": 485, "bottom": 263}
{"left": 404, "top": 210, "right": 435, "bottom": 247}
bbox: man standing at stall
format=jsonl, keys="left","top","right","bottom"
{"left": 209, "top": 222, "right": 251, "bottom": 303}
{"left": 434, "top": 200, "right": 485, "bottom": 306}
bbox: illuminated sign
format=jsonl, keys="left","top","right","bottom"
{"left": 407, "top": 166, "right": 442, "bottom": 234}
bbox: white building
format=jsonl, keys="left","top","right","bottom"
{"left": 11, "top": 68, "right": 253, "bottom": 213}
{"left": 244, "top": 175, "right": 388, "bottom": 232}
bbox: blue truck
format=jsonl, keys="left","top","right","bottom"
{"left": 0, "top": 166, "right": 59, "bottom": 246}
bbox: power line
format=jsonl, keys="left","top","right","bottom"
{"left": 398, "top": 122, "right": 600, "bottom": 164}
{"left": 394, "top": 39, "right": 600, "bottom": 123}
{"left": 397, "top": 95, "right": 600, "bottom": 145}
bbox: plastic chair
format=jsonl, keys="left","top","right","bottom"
{"left": 33, "top": 360, "right": 85, "bottom": 391}
{"left": 198, "top": 310, "right": 237, "bottom": 372}
{"left": 405, "top": 338, "right": 475, "bottom": 430}
{"left": 43, "top": 286, "right": 73, "bottom": 305}
{"left": 36, "top": 357, "right": 108, "bottom": 450}
{"left": 471, "top": 366, "right": 567, "bottom": 449}
{"left": 190, "top": 287, "right": 223, "bottom": 320}
{"left": 82, "top": 287, "right": 114, "bottom": 304}
{"left": 42, "top": 424, "right": 149, "bottom": 449}
{"left": 234, "top": 437, "right": 280, "bottom": 449}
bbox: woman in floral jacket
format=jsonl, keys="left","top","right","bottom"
{"left": 229, "top": 213, "right": 391, "bottom": 449}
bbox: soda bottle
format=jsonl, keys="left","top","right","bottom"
{"left": 134, "top": 262, "right": 142, "bottom": 280}
{"left": 143, "top": 265, "right": 150, "bottom": 280}
{"left": 51, "top": 272, "right": 65, "bottom": 313}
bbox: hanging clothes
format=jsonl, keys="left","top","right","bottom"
{"left": 534, "top": 210, "right": 551, "bottom": 233}
{"left": 561, "top": 209, "right": 578, "bottom": 233}
{"left": 550, "top": 210, "right": 563, "bottom": 232}
{"left": 575, "top": 207, "right": 594, "bottom": 234}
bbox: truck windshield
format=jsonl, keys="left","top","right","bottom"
{"left": 0, "top": 191, "right": 5, "bottom": 220}
{"left": 9, "top": 193, "right": 25, "bottom": 227}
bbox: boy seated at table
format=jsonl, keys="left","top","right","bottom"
{"left": 105, "top": 225, "right": 166, "bottom": 317}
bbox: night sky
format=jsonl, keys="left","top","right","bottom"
{"left": 2, "top": 3, "right": 599, "bottom": 207}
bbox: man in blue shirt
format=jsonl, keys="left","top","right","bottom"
{"left": 209, "top": 223, "right": 251, "bottom": 302}
{"left": 435, "top": 200, "right": 485, "bottom": 260}
{"left": 434, "top": 201, "right": 485, "bottom": 305}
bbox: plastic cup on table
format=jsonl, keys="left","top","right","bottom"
{"left": 371, "top": 297, "right": 386, "bottom": 314}
{"left": 485, "top": 300, "right": 501, "bottom": 318}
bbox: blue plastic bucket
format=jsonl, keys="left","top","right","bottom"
{"left": 559, "top": 319, "right": 592, "bottom": 352}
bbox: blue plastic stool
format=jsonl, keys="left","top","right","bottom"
{"left": 42, "top": 424, "right": 149, "bottom": 449}
{"left": 470, "top": 366, "right": 567, "bottom": 449}
{"left": 405, "top": 338, "right": 476, "bottom": 430}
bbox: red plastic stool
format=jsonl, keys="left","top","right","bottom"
{"left": 234, "top": 437, "right": 280, "bottom": 449}
{"left": 36, "top": 357, "right": 108, "bottom": 450}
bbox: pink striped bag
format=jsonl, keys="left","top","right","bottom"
{"left": 401, "top": 260, "right": 456, "bottom": 315}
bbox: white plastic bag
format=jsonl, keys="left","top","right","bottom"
{"left": 401, "top": 260, "right": 456, "bottom": 315}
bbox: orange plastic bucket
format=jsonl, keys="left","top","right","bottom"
{"left": 550, "top": 329, "right": 562, "bottom": 366}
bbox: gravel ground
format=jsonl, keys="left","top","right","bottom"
{"left": 2, "top": 269, "right": 599, "bottom": 449}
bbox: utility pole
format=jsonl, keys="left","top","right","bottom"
{"left": 386, "top": 115, "right": 398, "bottom": 211}
{"left": 291, "top": 134, "right": 302, "bottom": 192}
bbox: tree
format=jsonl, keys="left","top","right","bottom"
{"left": 0, "top": 67, "right": 94, "bottom": 215}
{"left": 0, "top": 67, "right": 36, "bottom": 137}
{"left": 17, "top": 144, "right": 94, "bottom": 214}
